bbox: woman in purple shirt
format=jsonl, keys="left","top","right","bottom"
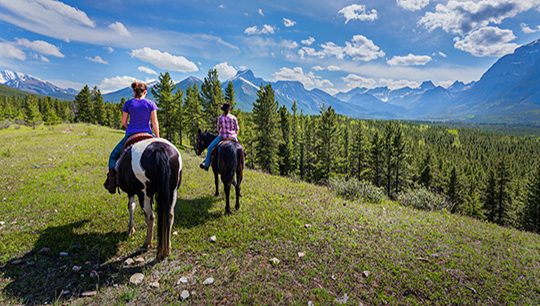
{"left": 104, "top": 81, "right": 160, "bottom": 193}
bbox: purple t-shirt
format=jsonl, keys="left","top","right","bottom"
{"left": 122, "top": 98, "right": 157, "bottom": 135}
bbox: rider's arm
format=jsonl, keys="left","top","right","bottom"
{"left": 150, "top": 110, "right": 160, "bottom": 138}
{"left": 121, "top": 112, "right": 129, "bottom": 129}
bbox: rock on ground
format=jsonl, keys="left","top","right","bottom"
{"left": 203, "top": 277, "right": 214, "bottom": 285}
{"left": 129, "top": 273, "right": 145, "bottom": 285}
{"left": 180, "top": 290, "right": 190, "bottom": 300}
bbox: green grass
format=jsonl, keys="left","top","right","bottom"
{"left": 0, "top": 124, "right": 539, "bottom": 305}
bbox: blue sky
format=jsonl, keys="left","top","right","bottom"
{"left": 1, "top": 0, "right": 540, "bottom": 94}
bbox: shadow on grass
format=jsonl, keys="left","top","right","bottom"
{"left": 0, "top": 220, "right": 155, "bottom": 305}
{"left": 174, "top": 195, "right": 222, "bottom": 229}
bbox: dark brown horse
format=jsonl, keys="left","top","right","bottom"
{"left": 195, "top": 130, "right": 245, "bottom": 214}
{"left": 116, "top": 138, "right": 182, "bottom": 260}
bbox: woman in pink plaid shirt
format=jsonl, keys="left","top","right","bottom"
{"left": 200, "top": 103, "right": 239, "bottom": 170}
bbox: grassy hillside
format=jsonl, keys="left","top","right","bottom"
{"left": 0, "top": 84, "right": 30, "bottom": 99}
{"left": 0, "top": 124, "right": 539, "bottom": 305}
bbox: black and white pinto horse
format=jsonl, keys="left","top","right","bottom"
{"left": 116, "top": 137, "right": 182, "bottom": 260}
{"left": 195, "top": 130, "right": 245, "bottom": 214}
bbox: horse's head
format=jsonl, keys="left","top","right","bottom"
{"left": 194, "top": 129, "right": 215, "bottom": 156}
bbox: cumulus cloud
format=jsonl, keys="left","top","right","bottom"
{"left": 86, "top": 55, "right": 108, "bottom": 65}
{"left": 130, "top": 47, "right": 198, "bottom": 72}
{"left": 244, "top": 24, "right": 275, "bottom": 35}
{"left": 32, "top": 53, "right": 49, "bottom": 62}
{"left": 521, "top": 23, "right": 540, "bottom": 33}
{"left": 301, "top": 36, "right": 315, "bottom": 46}
{"left": 97, "top": 76, "right": 139, "bottom": 93}
{"left": 16, "top": 38, "right": 64, "bottom": 58}
{"left": 312, "top": 65, "right": 341, "bottom": 71}
{"left": 396, "top": 0, "right": 429, "bottom": 11}
{"left": 214, "top": 62, "right": 237, "bottom": 80}
{"left": 338, "top": 4, "right": 378, "bottom": 23}
{"left": 419, "top": 0, "right": 540, "bottom": 36}
{"left": 258, "top": 8, "right": 264, "bottom": 16}
{"left": 273, "top": 66, "right": 334, "bottom": 91}
{"left": 283, "top": 18, "right": 296, "bottom": 27}
{"left": 104, "top": 46, "right": 114, "bottom": 53}
{"left": 387, "top": 53, "right": 432, "bottom": 66}
{"left": 108, "top": 21, "right": 130, "bottom": 37}
{"left": 138, "top": 66, "right": 158, "bottom": 75}
{"left": 453, "top": 26, "right": 518, "bottom": 57}
{"left": 0, "top": 42, "right": 26, "bottom": 60}
{"left": 342, "top": 73, "right": 420, "bottom": 90}
{"left": 299, "top": 35, "right": 384, "bottom": 62}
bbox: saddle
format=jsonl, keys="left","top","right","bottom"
{"left": 115, "top": 133, "right": 155, "bottom": 171}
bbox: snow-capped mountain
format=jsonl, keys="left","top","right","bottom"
{"left": 103, "top": 76, "right": 203, "bottom": 102}
{"left": 0, "top": 69, "right": 78, "bottom": 100}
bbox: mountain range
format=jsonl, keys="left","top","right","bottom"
{"left": 2, "top": 39, "right": 540, "bottom": 123}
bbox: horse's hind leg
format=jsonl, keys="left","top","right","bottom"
{"left": 141, "top": 194, "right": 154, "bottom": 249}
{"left": 224, "top": 183, "right": 232, "bottom": 215}
{"left": 213, "top": 166, "right": 219, "bottom": 197}
{"left": 235, "top": 171, "right": 242, "bottom": 211}
{"left": 128, "top": 196, "right": 136, "bottom": 236}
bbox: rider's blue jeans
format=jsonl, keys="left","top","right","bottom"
{"left": 203, "top": 136, "right": 239, "bottom": 167}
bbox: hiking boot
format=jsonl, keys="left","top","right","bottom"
{"left": 104, "top": 169, "right": 118, "bottom": 194}
{"left": 199, "top": 163, "right": 209, "bottom": 171}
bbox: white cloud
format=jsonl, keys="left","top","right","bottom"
{"left": 0, "top": 42, "right": 26, "bottom": 60}
{"left": 396, "top": 0, "right": 429, "bottom": 11}
{"left": 453, "top": 26, "right": 518, "bottom": 57}
{"left": 0, "top": 0, "right": 239, "bottom": 59}
{"left": 338, "top": 4, "right": 378, "bottom": 23}
{"left": 301, "top": 36, "right": 315, "bottom": 46}
{"left": 273, "top": 66, "right": 334, "bottom": 91}
{"left": 130, "top": 47, "right": 198, "bottom": 72}
{"left": 282, "top": 40, "right": 299, "bottom": 49}
{"left": 342, "top": 73, "right": 421, "bottom": 90}
{"left": 138, "top": 66, "right": 158, "bottom": 75}
{"left": 387, "top": 53, "right": 432, "bottom": 66}
{"left": 32, "top": 53, "right": 49, "bottom": 62}
{"left": 419, "top": 0, "right": 540, "bottom": 36}
{"left": 214, "top": 62, "right": 237, "bottom": 80}
{"left": 16, "top": 38, "right": 64, "bottom": 57}
{"left": 299, "top": 35, "right": 385, "bottom": 62}
{"left": 218, "top": 4, "right": 225, "bottom": 9}
{"left": 104, "top": 46, "right": 114, "bottom": 53}
{"left": 521, "top": 23, "right": 540, "bottom": 34}
{"left": 312, "top": 65, "right": 341, "bottom": 71}
{"left": 244, "top": 24, "right": 275, "bottom": 35}
{"left": 108, "top": 21, "right": 130, "bottom": 37}
{"left": 283, "top": 18, "right": 296, "bottom": 27}
{"left": 86, "top": 55, "right": 108, "bottom": 65}
{"left": 258, "top": 8, "right": 264, "bottom": 16}
{"left": 438, "top": 51, "right": 447, "bottom": 58}
{"left": 97, "top": 76, "right": 139, "bottom": 93}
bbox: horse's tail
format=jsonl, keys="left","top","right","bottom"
{"left": 153, "top": 146, "right": 176, "bottom": 259}
{"left": 220, "top": 143, "right": 238, "bottom": 184}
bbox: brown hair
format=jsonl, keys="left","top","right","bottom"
{"left": 131, "top": 81, "right": 147, "bottom": 98}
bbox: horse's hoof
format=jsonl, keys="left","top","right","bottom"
{"left": 235, "top": 206, "right": 240, "bottom": 211}
{"left": 214, "top": 193, "right": 219, "bottom": 197}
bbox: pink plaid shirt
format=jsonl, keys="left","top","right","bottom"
{"left": 217, "top": 114, "right": 239, "bottom": 139}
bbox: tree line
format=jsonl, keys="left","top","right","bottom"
{"left": 1, "top": 69, "right": 539, "bottom": 234}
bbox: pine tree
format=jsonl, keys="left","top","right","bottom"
{"left": 484, "top": 169, "right": 497, "bottom": 222}
{"left": 447, "top": 166, "right": 459, "bottom": 212}
{"left": 371, "top": 132, "right": 383, "bottom": 187}
{"left": 174, "top": 89, "right": 184, "bottom": 145}
{"left": 302, "top": 115, "right": 317, "bottom": 182}
{"left": 350, "top": 122, "right": 368, "bottom": 181}
{"left": 224, "top": 81, "right": 236, "bottom": 110}
{"left": 201, "top": 68, "right": 224, "bottom": 130}
{"left": 383, "top": 124, "right": 395, "bottom": 197}
{"left": 290, "top": 101, "right": 299, "bottom": 173}
{"left": 278, "top": 105, "right": 293, "bottom": 176}
{"left": 184, "top": 84, "right": 203, "bottom": 145}
{"left": 523, "top": 163, "right": 540, "bottom": 233}
{"left": 23, "top": 95, "right": 42, "bottom": 128}
{"left": 314, "top": 106, "right": 339, "bottom": 182}
{"left": 42, "top": 98, "right": 60, "bottom": 125}
{"left": 152, "top": 72, "right": 176, "bottom": 141}
{"left": 74, "top": 85, "right": 92, "bottom": 123}
{"left": 339, "top": 123, "right": 350, "bottom": 174}
{"left": 92, "top": 86, "right": 105, "bottom": 125}
{"left": 252, "top": 84, "right": 279, "bottom": 173}
{"left": 393, "top": 124, "right": 406, "bottom": 195}
{"left": 495, "top": 158, "right": 511, "bottom": 225}
{"left": 419, "top": 152, "right": 432, "bottom": 188}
